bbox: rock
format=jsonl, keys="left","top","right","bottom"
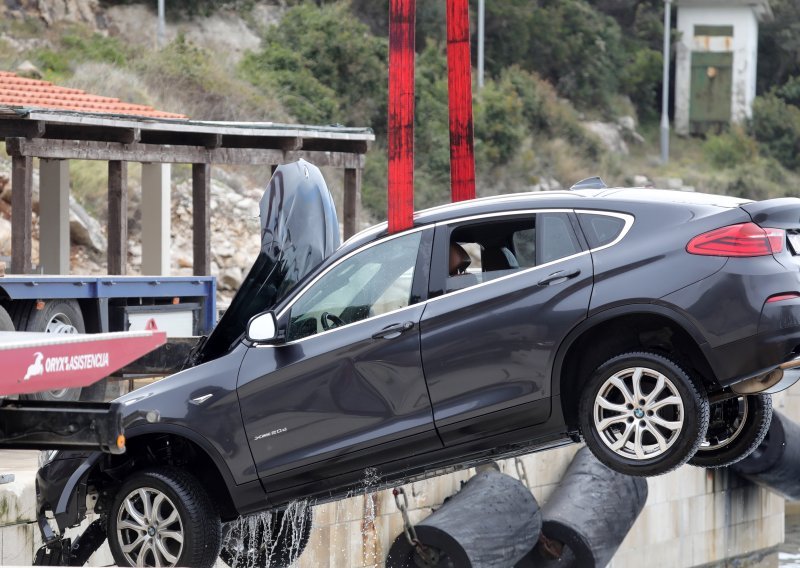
{"left": 632, "top": 175, "right": 652, "bottom": 187}
{"left": 529, "top": 176, "right": 562, "bottom": 192}
{"left": 618, "top": 116, "right": 636, "bottom": 132}
{"left": 177, "top": 256, "right": 193, "bottom": 269}
{"left": 69, "top": 197, "right": 107, "bottom": 252}
{"left": 654, "top": 177, "right": 684, "bottom": 190}
{"left": 219, "top": 266, "right": 243, "bottom": 290}
{"left": 16, "top": 60, "right": 42, "bottom": 79}
{"left": 235, "top": 197, "right": 258, "bottom": 214}
{"left": 0, "top": 218, "right": 11, "bottom": 251}
{"left": 581, "top": 121, "right": 629, "bottom": 155}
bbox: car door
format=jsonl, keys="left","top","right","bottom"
{"left": 237, "top": 228, "right": 440, "bottom": 493}
{"left": 420, "top": 210, "right": 593, "bottom": 445}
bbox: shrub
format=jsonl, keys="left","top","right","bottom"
{"left": 474, "top": 75, "right": 525, "bottom": 165}
{"left": 621, "top": 48, "right": 663, "bottom": 121}
{"left": 240, "top": 2, "right": 388, "bottom": 130}
{"left": 750, "top": 94, "right": 800, "bottom": 171}
{"left": 703, "top": 127, "right": 759, "bottom": 170}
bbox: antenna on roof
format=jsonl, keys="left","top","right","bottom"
{"left": 570, "top": 176, "right": 608, "bottom": 190}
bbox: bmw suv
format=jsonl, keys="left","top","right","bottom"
{"left": 36, "top": 161, "right": 798, "bottom": 567}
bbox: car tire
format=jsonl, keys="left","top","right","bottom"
{"left": 220, "top": 504, "right": 313, "bottom": 568}
{"left": 107, "top": 467, "right": 222, "bottom": 568}
{"left": 0, "top": 305, "right": 14, "bottom": 332}
{"left": 689, "top": 393, "right": 772, "bottom": 469}
{"left": 579, "top": 351, "right": 709, "bottom": 476}
{"left": 15, "top": 299, "right": 85, "bottom": 402}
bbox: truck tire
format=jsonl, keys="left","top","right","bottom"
{"left": 15, "top": 300, "right": 85, "bottom": 402}
{"left": 107, "top": 467, "right": 222, "bottom": 568}
{"left": 579, "top": 351, "right": 709, "bottom": 476}
{"left": 690, "top": 393, "right": 772, "bottom": 469}
{"left": 220, "top": 503, "right": 313, "bottom": 568}
{"left": 0, "top": 305, "right": 14, "bottom": 332}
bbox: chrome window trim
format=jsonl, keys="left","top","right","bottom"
{"left": 256, "top": 209, "right": 634, "bottom": 347}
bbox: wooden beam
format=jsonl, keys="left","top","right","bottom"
{"left": 11, "top": 156, "right": 32, "bottom": 274}
{"left": 192, "top": 163, "right": 211, "bottom": 276}
{"left": 107, "top": 161, "right": 128, "bottom": 275}
{"left": 0, "top": 120, "right": 45, "bottom": 139}
{"left": 5, "top": 138, "right": 365, "bottom": 168}
{"left": 343, "top": 168, "right": 360, "bottom": 239}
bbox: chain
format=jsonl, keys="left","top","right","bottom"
{"left": 515, "top": 457, "right": 530, "bottom": 487}
{"left": 393, "top": 487, "right": 437, "bottom": 566}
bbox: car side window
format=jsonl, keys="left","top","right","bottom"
{"left": 286, "top": 231, "right": 423, "bottom": 340}
{"left": 445, "top": 213, "right": 580, "bottom": 293}
{"left": 577, "top": 213, "right": 626, "bottom": 248}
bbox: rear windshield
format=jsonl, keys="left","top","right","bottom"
{"left": 578, "top": 213, "right": 626, "bottom": 248}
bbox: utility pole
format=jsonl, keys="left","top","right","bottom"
{"left": 477, "top": 0, "right": 485, "bottom": 89}
{"left": 157, "top": 0, "right": 166, "bottom": 49}
{"left": 660, "top": 0, "right": 672, "bottom": 164}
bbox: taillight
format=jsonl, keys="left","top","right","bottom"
{"left": 766, "top": 293, "right": 800, "bottom": 303}
{"left": 687, "top": 223, "right": 785, "bottom": 257}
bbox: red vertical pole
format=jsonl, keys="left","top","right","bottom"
{"left": 447, "top": 0, "right": 476, "bottom": 202}
{"left": 388, "top": 0, "right": 416, "bottom": 233}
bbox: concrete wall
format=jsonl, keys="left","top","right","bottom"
{"left": 674, "top": 5, "right": 760, "bottom": 134}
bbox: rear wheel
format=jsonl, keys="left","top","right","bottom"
{"left": 15, "top": 300, "right": 85, "bottom": 402}
{"left": 107, "top": 467, "right": 221, "bottom": 568}
{"left": 689, "top": 393, "right": 772, "bottom": 469}
{"left": 220, "top": 503, "right": 313, "bottom": 568}
{"left": 579, "top": 351, "right": 709, "bottom": 476}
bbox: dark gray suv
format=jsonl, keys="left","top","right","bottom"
{"left": 36, "top": 162, "right": 797, "bottom": 567}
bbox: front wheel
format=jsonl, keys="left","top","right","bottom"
{"left": 107, "top": 467, "right": 222, "bottom": 568}
{"left": 579, "top": 351, "right": 709, "bottom": 477}
{"left": 689, "top": 393, "right": 772, "bottom": 469}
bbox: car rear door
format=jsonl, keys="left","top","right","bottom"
{"left": 420, "top": 210, "right": 593, "bottom": 445}
{"left": 237, "top": 229, "right": 440, "bottom": 494}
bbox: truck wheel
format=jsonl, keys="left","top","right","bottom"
{"left": 0, "top": 305, "right": 14, "bottom": 332}
{"left": 220, "top": 504, "right": 313, "bottom": 568}
{"left": 108, "top": 467, "right": 221, "bottom": 568}
{"left": 579, "top": 351, "right": 709, "bottom": 476}
{"left": 16, "top": 300, "right": 85, "bottom": 402}
{"left": 689, "top": 393, "right": 772, "bottom": 469}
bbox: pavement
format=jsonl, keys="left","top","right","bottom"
{"left": 0, "top": 449, "right": 39, "bottom": 473}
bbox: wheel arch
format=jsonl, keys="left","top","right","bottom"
{"left": 103, "top": 424, "right": 241, "bottom": 522}
{"left": 553, "top": 304, "right": 716, "bottom": 431}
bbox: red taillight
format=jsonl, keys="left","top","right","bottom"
{"left": 687, "top": 223, "right": 785, "bottom": 257}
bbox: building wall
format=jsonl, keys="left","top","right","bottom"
{"left": 675, "top": 5, "right": 760, "bottom": 135}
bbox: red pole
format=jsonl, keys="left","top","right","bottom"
{"left": 387, "top": 0, "right": 416, "bottom": 233}
{"left": 446, "top": 0, "right": 476, "bottom": 202}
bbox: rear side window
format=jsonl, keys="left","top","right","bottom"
{"left": 578, "top": 213, "right": 626, "bottom": 248}
{"left": 538, "top": 213, "right": 581, "bottom": 264}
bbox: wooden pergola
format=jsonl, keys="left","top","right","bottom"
{"left": 0, "top": 107, "right": 374, "bottom": 276}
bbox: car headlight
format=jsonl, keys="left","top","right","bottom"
{"left": 38, "top": 450, "right": 59, "bottom": 468}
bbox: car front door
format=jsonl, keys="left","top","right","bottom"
{"left": 237, "top": 229, "right": 440, "bottom": 494}
{"left": 420, "top": 211, "right": 593, "bottom": 445}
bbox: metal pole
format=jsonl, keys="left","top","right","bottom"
{"left": 660, "top": 0, "right": 672, "bottom": 164}
{"left": 157, "top": 0, "right": 166, "bottom": 49}
{"left": 477, "top": 0, "right": 485, "bottom": 89}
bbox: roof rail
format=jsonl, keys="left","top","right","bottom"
{"left": 570, "top": 176, "right": 608, "bottom": 190}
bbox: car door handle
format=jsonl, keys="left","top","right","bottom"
{"left": 538, "top": 268, "right": 581, "bottom": 286}
{"left": 372, "top": 321, "right": 414, "bottom": 339}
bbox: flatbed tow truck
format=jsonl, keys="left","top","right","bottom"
{"left": 0, "top": 326, "right": 165, "bottom": 454}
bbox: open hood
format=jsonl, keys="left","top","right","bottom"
{"left": 195, "top": 160, "right": 340, "bottom": 364}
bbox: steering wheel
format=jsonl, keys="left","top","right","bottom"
{"left": 321, "top": 311, "right": 345, "bottom": 331}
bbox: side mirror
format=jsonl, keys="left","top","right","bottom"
{"left": 246, "top": 311, "right": 279, "bottom": 343}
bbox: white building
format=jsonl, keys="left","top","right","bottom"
{"left": 674, "top": 0, "right": 772, "bottom": 135}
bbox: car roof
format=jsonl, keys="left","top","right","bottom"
{"left": 340, "top": 187, "right": 752, "bottom": 252}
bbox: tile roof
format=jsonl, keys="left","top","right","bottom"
{"left": 0, "top": 71, "right": 186, "bottom": 119}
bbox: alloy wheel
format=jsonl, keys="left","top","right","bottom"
{"left": 116, "top": 486, "right": 185, "bottom": 567}
{"left": 593, "top": 366, "right": 685, "bottom": 460}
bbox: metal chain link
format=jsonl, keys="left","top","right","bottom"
{"left": 393, "top": 487, "right": 437, "bottom": 566}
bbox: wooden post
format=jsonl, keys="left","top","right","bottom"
{"left": 192, "top": 163, "right": 211, "bottom": 276}
{"left": 141, "top": 163, "right": 171, "bottom": 275}
{"left": 108, "top": 161, "right": 128, "bottom": 275}
{"left": 388, "top": 0, "right": 416, "bottom": 233}
{"left": 343, "top": 168, "right": 360, "bottom": 239}
{"left": 11, "top": 156, "right": 32, "bottom": 274}
{"left": 39, "top": 159, "right": 70, "bottom": 275}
